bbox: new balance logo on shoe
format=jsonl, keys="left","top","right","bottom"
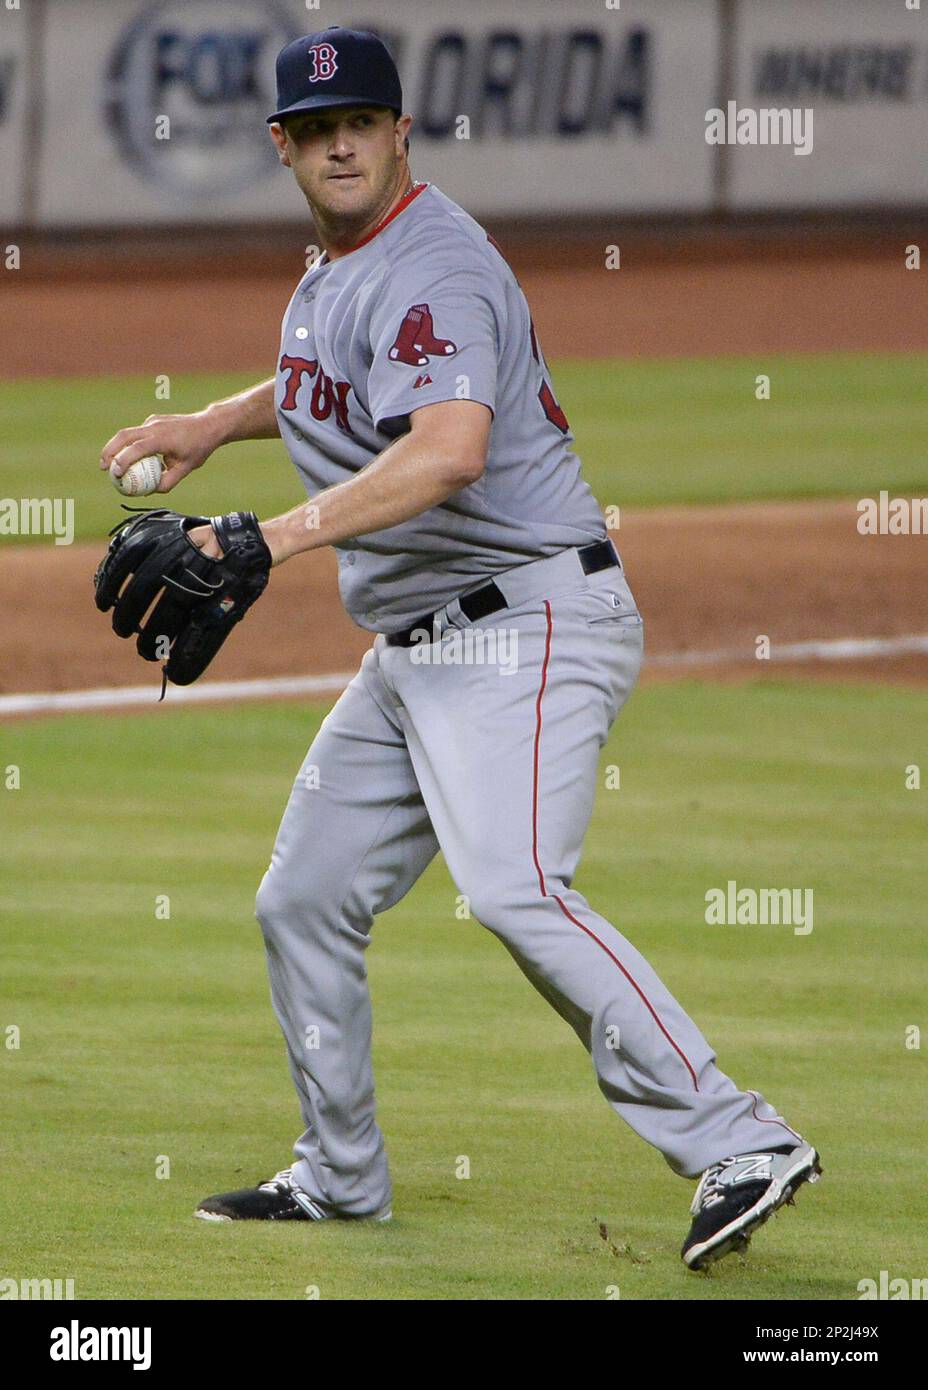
{"left": 682, "top": 1142, "right": 822, "bottom": 1271}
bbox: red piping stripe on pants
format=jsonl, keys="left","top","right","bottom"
{"left": 531, "top": 599, "right": 700, "bottom": 1093}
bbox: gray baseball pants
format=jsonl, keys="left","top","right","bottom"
{"left": 255, "top": 546, "right": 800, "bottom": 1216}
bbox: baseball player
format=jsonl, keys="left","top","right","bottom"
{"left": 99, "top": 28, "right": 820, "bottom": 1270}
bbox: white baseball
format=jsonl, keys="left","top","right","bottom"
{"left": 110, "top": 454, "right": 163, "bottom": 497}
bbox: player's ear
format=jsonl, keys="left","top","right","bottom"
{"left": 394, "top": 113, "right": 412, "bottom": 157}
{"left": 269, "top": 122, "right": 292, "bottom": 167}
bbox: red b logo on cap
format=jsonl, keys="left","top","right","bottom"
{"left": 308, "top": 42, "right": 338, "bottom": 82}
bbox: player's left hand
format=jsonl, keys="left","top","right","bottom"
{"left": 188, "top": 524, "right": 225, "bottom": 560}
{"left": 94, "top": 508, "right": 272, "bottom": 688}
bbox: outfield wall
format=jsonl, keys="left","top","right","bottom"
{"left": 0, "top": 0, "right": 926, "bottom": 229}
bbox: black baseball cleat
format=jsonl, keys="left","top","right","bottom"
{"left": 681, "top": 1142, "right": 822, "bottom": 1271}
{"left": 195, "top": 1168, "right": 392, "bottom": 1223}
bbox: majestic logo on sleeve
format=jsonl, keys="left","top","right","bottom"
{"left": 307, "top": 42, "right": 338, "bottom": 82}
{"left": 388, "top": 304, "right": 458, "bottom": 368}
{"left": 279, "top": 354, "right": 353, "bottom": 433}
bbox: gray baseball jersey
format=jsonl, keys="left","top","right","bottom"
{"left": 275, "top": 181, "right": 607, "bottom": 631}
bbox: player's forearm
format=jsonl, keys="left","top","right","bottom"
{"left": 261, "top": 433, "right": 479, "bottom": 566}
{"left": 203, "top": 378, "right": 279, "bottom": 447}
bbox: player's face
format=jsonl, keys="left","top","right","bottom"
{"left": 271, "top": 106, "right": 410, "bottom": 226}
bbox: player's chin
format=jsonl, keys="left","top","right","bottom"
{"left": 324, "top": 174, "right": 367, "bottom": 202}
{"left": 316, "top": 179, "right": 374, "bottom": 223}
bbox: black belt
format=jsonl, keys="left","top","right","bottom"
{"left": 384, "top": 538, "right": 619, "bottom": 647}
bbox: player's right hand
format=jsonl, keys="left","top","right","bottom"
{"left": 100, "top": 410, "right": 223, "bottom": 493}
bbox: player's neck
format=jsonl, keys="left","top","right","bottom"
{"left": 318, "top": 168, "right": 416, "bottom": 262}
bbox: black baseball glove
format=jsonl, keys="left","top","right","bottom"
{"left": 94, "top": 508, "right": 272, "bottom": 691}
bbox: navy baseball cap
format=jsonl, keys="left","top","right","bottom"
{"left": 267, "top": 27, "right": 403, "bottom": 124}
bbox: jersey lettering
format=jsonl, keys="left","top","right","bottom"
{"left": 330, "top": 380, "right": 353, "bottom": 433}
{"left": 279, "top": 353, "right": 353, "bottom": 434}
{"left": 279, "top": 355, "right": 317, "bottom": 410}
{"left": 529, "top": 319, "right": 570, "bottom": 433}
{"left": 539, "top": 380, "right": 569, "bottom": 434}
{"left": 310, "top": 369, "right": 334, "bottom": 421}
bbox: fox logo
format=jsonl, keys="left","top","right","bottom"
{"left": 388, "top": 304, "right": 457, "bottom": 368}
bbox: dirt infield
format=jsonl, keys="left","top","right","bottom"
{"left": 3, "top": 226, "right": 925, "bottom": 707}
{"left": 5, "top": 228, "right": 927, "bottom": 377}
{"left": 2, "top": 499, "right": 924, "bottom": 706}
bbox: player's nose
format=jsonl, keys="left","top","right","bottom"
{"left": 329, "top": 127, "right": 356, "bottom": 158}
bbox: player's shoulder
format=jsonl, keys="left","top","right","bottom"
{"left": 381, "top": 184, "right": 508, "bottom": 281}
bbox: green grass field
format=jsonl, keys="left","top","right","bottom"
{"left": 2, "top": 352, "right": 927, "bottom": 543}
{"left": 2, "top": 681, "right": 925, "bottom": 1300}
